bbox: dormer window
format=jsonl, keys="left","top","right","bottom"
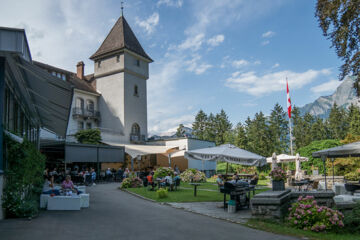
{"left": 116, "top": 55, "right": 120, "bottom": 63}
{"left": 135, "top": 59, "right": 140, "bottom": 67}
{"left": 134, "top": 85, "right": 139, "bottom": 97}
{"left": 98, "top": 61, "right": 101, "bottom": 68}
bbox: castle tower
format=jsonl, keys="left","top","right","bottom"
{"left": 90, "top": 16, "right": 153, "bottom": 143}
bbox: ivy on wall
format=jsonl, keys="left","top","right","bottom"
{"left": 74, "top": 128, "right": 102, "bottom": 144}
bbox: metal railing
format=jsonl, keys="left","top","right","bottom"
{"left": 130, "top": 134, "right": 145, "bottom": 143}
{"left": 72, "top": 107, "right": 100, "bottom": 120}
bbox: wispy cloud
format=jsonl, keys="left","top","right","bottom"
{"left": 178, "top": 33, "right": 205, "bottom": 51}
{"left": 272, "top": 63, "right": 280, "bottom": 68}
{"left": 310, "top": 79, "right": 341, "bottom": 94}
{"left": 207, "top": 34, "right": 225, "bottom": 47}
{"left": 232, "top": 59, "right": 249, "bottom": 68}
{"left": 262, "top": 30, "right": 275, "bottom": 38}
{"left": 225, "top": 69, "right": 331, "bottom": 96}
{"left": 135, "top": 12, "right": 159, "bottom": 35}
{"left": 157, "top": 0, "right": 183, "bottom": 8}
{"left": 186, "top": 55, "right": 212, "bottom": 75}
{"left": 261, "top": 40, "right": 270, "bottom": 46}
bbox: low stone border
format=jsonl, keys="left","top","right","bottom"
{"left": 120, "top": 188, "right": 249, "bottom": 224}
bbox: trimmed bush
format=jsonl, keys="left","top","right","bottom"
{"left": 153, "top": 167, "right": 174, "bottom": 180}
{"left": 156, "top": 188, "right": 168, "bottom": 199}
{"left": 120, "top": 176, "right": 143, "bottom": 189}
{"left": 343, "top": 202, "right": 360, "bottom": 233}
{"left": 180, "top": 168, "right": 206, "bottom": 183}
{"left": 287, "top": 195, "right": 344, "bottom": 232}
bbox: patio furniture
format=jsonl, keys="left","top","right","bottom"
{"left": 189, "top": 183, "right": 201, "bottom": 197}
{"left": 79, "top": 194, "right": 90, "bottom": 208}
{"left": 47, "top": 196, "right": 81, "bottom": 210}
{"left": 174, "top": 178, "right": 181, "bottom": 191}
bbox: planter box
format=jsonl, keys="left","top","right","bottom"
{"left": 272, "top": 180, "right": 285, "bottom": 191}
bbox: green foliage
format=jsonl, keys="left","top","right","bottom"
{"left": 3, "top": 135, "right": 45, "bottom": 218}
{"left": 315, "top": 0, "right": 360, "bottom": 95}
{"left": 343, "top": 202, "right": 360, "bottom": 233}
{"left": 216, "top": 162, "right": 234, "bottom": 173}
{"left": 269, "top": 167, "right": 287, "bottom": 181}
{"left": 175, "top": 124, "right": 185, "bottom": 137}
{"left": 192, "top": 110, "right": 208, "bottom": 140}
{"left": 327, "top": 103, "right": 348, "bottom": 140}
{"left": 74, "top": 128, "right": 101, "bottom": 144}
{"left": 297, "top": 139, "right": 342, "bottom": 174}
{"left": 348, "top": 104, "right": 360, "bottom": 135}
{"left": 288, "top": 195, "right": 344, "bottom": 232}
{"left": 153, "top": 167, "right": 174, "bottom": 180}
{"left": 120, "top": 176, "right": 143, "bottom": 189}
{"left": 156, "top": 188, "right": 168, "bottom": 199}
{"left": 259, "top": 172, "right": 267, "bottom": 180}
{"left": 344, "top": 171, "right": 360, "bottom": 181}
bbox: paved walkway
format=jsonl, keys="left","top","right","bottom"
{"left": 0, "top": 183, "right": 298, "bottom": 240}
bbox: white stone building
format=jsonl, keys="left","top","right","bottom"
{"left": 37, "top": 16, "right": 152, "bottom": 144}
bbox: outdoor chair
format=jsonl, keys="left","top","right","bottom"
{"left": 174, "top": 178, "right": 181, "bottom": 191}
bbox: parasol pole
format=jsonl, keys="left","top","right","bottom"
{"left": 225, "top": 162, "right": 229, "bottom": 178}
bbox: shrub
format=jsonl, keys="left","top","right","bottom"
{"left": 3, "top": 135, "right": 45, "bottom": 218}
{"left": 259, "top": 172, "right": 267, "bottom": 180}
{"left": 156, "top": 188, "right": 168, "bottom": 199}
{"left": 288, "top": 195, "right": 344, "bottom": 232}
{"left": 120, "top": 176, "right": 143, "bottom": 189}
{"left": 180, "top": 168, "right": 206, "bottom": 183}
{"left": 153, "top": 167, "right": 174, "bottom": 180}
{"left": 74, "top": 128, "right": 101, "bottom": 144}
{"left": 345, "top": 171, "right": 360, "bottom": 181}
{"left": 269, "top": 167, "right": 286, "bottom": 181}
{"left": 343, "top": 202, "right": 360, "bottom": 233}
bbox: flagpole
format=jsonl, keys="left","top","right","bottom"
{"left": 286, "top": 77, "right": 294, "bottom": 156}
{"left": 289, "top": 117, "right": 293, "bottom": 156}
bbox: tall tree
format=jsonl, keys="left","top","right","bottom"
{"left": 316, "top": 0, "right": 360, "bottom": 95}
{"left": 292, "top": 106, "right": 306, "bottom": 151}
{"left": 192, "top": 110, "right": 208, "bottom": 140}
{"left": 268, "top": 103, "right": 288, "bottom": 154}
{"left": 203, "top": 113, "right": 216, "bottom": 142}
{"left": 246, "top": 112, "right": 272, "bottom": 157}
{"left": 176, "top": 124, "right": 185, "bottom": 137}
{"left": 348, "top": 103, "right": 360, "bottom": 135}
{"left": 310, "top": 117, "right": 329, "bottom": 141}
{"left": 214, "top": 109, "right": 232, "bottom": 145}
{"left": 327, "top": 103, "right": 348, "bottom": 139}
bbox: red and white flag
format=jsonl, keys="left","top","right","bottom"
{"left": 286, "top": 79, "right": 291, "bottom": 118}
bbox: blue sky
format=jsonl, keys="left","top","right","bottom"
{"left": 0, "top": 0, "right": 344, "bottom": 136}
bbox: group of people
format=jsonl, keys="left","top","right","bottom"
{"left": 145, "top": 171, "right": 181, "bottom": 191}
{"left": 44, "top": 167, "right": 97, "bottom": 186}
{"left": 42, "top": 175, "right": 82, "bottom": 196}
{"left": 216, "top": 172, "right": 259, "bottom": 187}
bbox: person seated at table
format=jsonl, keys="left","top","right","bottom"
{"left": 216, "top": 174, "right": 224, "bottom": 188}
{"left": 42, "top": 176, "right": 60, "bottom": 195}
{"left": 62, "top": 175, "right": 81, "bottom": 194}
{"left": 229, "top": 175, "right": 238, "bottom": 184}
{"left": 173, "top": 172, "right": 180, "bottom": 183}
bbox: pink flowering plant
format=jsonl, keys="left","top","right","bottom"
{"left": 269, "top": 167, "right": 286, "bottom": 181}
{"left": 120, "top": 176, "right": 143, "bottom": 189}
{"left": 288, "top": 195, "right": 344, "bottom": 232}
{"left": 180, "top": 168, "right": 206, "bottom": 182}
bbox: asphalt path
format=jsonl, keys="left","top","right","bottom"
{"left": 0, "top": 183, "right": 298, "bottom": 240}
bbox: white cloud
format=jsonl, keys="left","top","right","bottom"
{"left": 149, "top": 114, "right": 194, "bottom": 136}
{"left": 261, "top": 40, "right": 270, "bottom": 46}
{"left": 186, "top": 55, "right": 212, "bottom": 75}
{"left": 232, "top": 59, "right": 249, "bottom": 68}
{"left": 135, "top": 12, "right": 159, "bottom": 35}
{"left": 310, "top": 80, "right": 341, "bottom": 94}
{"left": 254, "top": 60, "right": 261, "bottom": 65}
{"left": 272, "top": 63, "right": 280, "bottom": 68}
{"left": 178, "top": 33, "right": 205, "bottom": 51}
{"left": 207, "top": 34, "right": 225, "bottom": 47}
{"left": 225, "top": 69, "right": 331, "bottom": 96}
{"left": 262, "top": 30, "right": 275, "bottom": 38}
{"left": 157, "top": 0, "right": 183, "bottom": 8}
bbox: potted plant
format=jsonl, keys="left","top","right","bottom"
{"left": 270, "top": 167, "right": 287, "bottom": 191}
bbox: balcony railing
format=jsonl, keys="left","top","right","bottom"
{"left": 72, "top": 107, "right": 100, "bottom": 120}
{"left": 130, "top": 134, "right": 146, "bottom": 143}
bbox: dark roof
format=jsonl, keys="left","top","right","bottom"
{"left": 33, "top": 61, "right": 99, "bottom": 95}
{"left": 90, "top": 16, "right": 152, "bottom": 61}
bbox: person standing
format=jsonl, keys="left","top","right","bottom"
{"left": 91, "top": 168, "right": 96, "bottom": 186}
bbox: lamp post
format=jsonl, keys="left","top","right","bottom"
{"left": 321, "top": 155, "right": 327, "bottom": 191}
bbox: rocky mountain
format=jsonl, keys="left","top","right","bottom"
{"left": 149, "top": 126, "right": 194, "bottom": 140}
{"left": 299, "top": 76, "right": 360, "bottom": 118}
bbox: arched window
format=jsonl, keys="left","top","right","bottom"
{"left": 76, "top": 97, "right": 84, "bottom": 113}
{"left": 131, "top": 123, "right": 140, "bottom": 135}
{"left": 134, "top": 85, "right": 138, "bottom": 96}
{"left": 87, "top": 99, "right": 94, "bottom": 112}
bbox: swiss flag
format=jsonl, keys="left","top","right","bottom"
{"left": 287, "top": 79, "right": 291, "bottom": 118}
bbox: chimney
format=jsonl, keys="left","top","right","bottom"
{"left": 76, "top": 61, "right": 84, "bottom": 79}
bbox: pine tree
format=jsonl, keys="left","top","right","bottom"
{"left": 233, "top": 123, "right": 248, "bottom": 149}
{"left": 214, "top": 109, "right": 232, "bottom": 145}
{"left": 246, "top": 112, "right": 271, "bottom": 156}
{"left": 192, "top": 110, "right": 208, "bottom": 140}
{"left": 268, "top": 103, "right": 288, "bottom": 154}
{"left": 328, "top": 103, "right": 348, "bottom": 139}
{"left": 348, "top": 104, "right": 360, "bottom": 135}
{"left": 203, "top": 113, "right": 216, "bottom": 142}
{"left": 292, "top": 106, "right": 305, "bottom": 151}
{"left": 176, "top": 124, "right": 185, "bottom": 137}
{"left": 310, "top": 117, "right": 328, "bottom": 141}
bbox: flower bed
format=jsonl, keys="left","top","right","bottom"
{"left": 180, "top": 169, "right": 206, "bottom": 183}
{"left": 120, "top": 176, "right": 143, "bottom": 189}
{"left": 288, "top": 195, "right": 344, "bottom": 232}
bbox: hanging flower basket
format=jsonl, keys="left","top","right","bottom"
{"left": 270, "top": 167, "right": 286, "bottom": 191}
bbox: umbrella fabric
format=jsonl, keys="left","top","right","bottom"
{"left": 184, "top": 144, "right": 266, "bottom": 167}
{"left": 312, "top": 141, "right": 360, "bottom": 158}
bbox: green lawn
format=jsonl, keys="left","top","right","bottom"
{"left": 181, "top": 182, "right": 219, "bottom": 191}
{"left": 246, "top": 219, "right": 360, "bottom": 240}
{"left": 125, "top": 185, "right": 270, "bottom": 203}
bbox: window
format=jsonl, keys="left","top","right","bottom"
{"left": 131, "top": 123, "right": 140, "bottom": 135}
{"left": 86, "top": 122, "right": 92, "bottom": 129}
{"left": 98, "top": 61, "right": 101, "bottom": 68}
{"left": 77, "top": 121, "right": 84, "bottom": 130}
{"left": 52, "top": 71, "right": 56, "bottom": 76}
{"left": 57, "top": 73, "right": 61, "bottom": 79}
{"left": 86, "top": 100, "right": 94, "bottom": 112}
{"left": 116, "top": 55, "right": 120, "bottom": 63}
{"left": 76, "top": 97, "right": 84, "bottom": 110}
{"left": 62, "top": 74, "right": 66, "bottom": 81}
{"left": 135, "top": 59, "right": 140, "bottom": 67}
{"left": 134, "top": 85, "right": 138, "bottom": 96}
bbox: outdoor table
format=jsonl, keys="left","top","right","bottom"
{"left": 189, "top": 183, "right": 201, "bottom": 197}
{"left": 293, "top": 180, "right": 310, "bottom": 191}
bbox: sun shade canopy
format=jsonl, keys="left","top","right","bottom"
{"left": 2, "top": 52, "right": 72, "bottom": 137}
{"left": 104, "top": 142, "right": 176, "bottom": 158}
{"left": 312, "top": 141, "right": 360, "bottom": 158}
{"left": 184, "top": 144, "right": 266, "bottom": 166}
{"left": 266, "top": 154, "right": 308, "bottom": 163}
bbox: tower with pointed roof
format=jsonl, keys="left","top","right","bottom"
{"left": 90, "top": 16, "right": 152, "bottom": 143}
